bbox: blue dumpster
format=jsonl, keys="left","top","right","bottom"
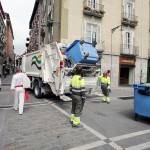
{"left": 65, "top": 40, "right": 99, "bottom": 66}
{"left": 132, "top": 84, "right": 150, "bottom": 120}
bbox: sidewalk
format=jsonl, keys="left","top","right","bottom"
{"left": 1, "top": 73, "right": 14, "bottom": 86}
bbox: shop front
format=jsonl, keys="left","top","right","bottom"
{"left": 119, "top": 56, "right": 136, "bottom": 85}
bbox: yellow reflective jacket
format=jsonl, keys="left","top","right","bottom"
{"left": 99, "top": 75, "right": 110, "bottom": 85}
{"left": 70, "top": 75, "right": 85, "bottom": 96}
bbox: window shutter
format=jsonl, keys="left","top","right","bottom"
{"left": 82, "top": 20, "right": 87, "bottom": 41}
{"left": 123, "top": 31, "right": 126, "bottom": 53}
{"left": 133, "top": 35, "right": 135, "bottom": 55}
{"left": 95, "top": 0, "right": 99, "bottom": 9}
{"left": 94, "top": 25, "right": 100, "bottom": 50}
{"left": 97, "top": 25, "right": 101, "bottom": 44}
{"left": 88, "top": 0, "right": 92, "bottom": 8}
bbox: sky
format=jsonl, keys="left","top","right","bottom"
{"left": 1, "top": 0, "right": 35, "bottom": 55}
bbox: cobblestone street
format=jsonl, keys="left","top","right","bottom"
{"left": 0, "top": 76, "right": 150, "bottom": 150}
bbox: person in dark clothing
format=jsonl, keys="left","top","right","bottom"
{"left": 70, "top": 66, "right": 86, "bottom": 128}
{"left": 99, "top": 72, "right": 111, "bottom": 104}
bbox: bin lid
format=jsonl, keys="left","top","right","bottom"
{"left": 132, "top": 84, "right": 150, "bottom": 89}
{"left": 65, "top": 40, "right": 93, "bottom": 53}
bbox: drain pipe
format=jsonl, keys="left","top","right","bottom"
{"left": 140, "top": 0, "right": 144, "bottom": 84}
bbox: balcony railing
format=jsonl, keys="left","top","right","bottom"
{"left": 96, "top": 41, "right": 105, "bottom": 52}
{"left": 83, "top": 37, "right": 105, "bottom": 52}
{"left": 120, "top": 44, "right": 139, "bottom": 56}
{"left": 83, "top": 0, "right": 105, "bottom": 18}
{"left": 122, "top": 13, "right": 138, "bottom": 27}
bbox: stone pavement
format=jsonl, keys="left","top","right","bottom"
{"left": 0, "top": 85, "right": 101, "bottom": 150}
{"left": 1, "top": 76, "right": 150, "bottom": 150}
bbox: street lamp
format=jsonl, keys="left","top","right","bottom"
{"left": 110, "top": 25, "right": 122, "bottom": 82}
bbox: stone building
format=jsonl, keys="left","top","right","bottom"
{"left": 0, "top": 2, "right": 6, "bottom": 75}
{"left": 28, "top": 0, "right": 149, "bottom": 86}
{"left": 4, "top": 13, "right": 14, "bottom": 74}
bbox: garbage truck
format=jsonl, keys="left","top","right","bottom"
{"left": 22, "top": 40, "right": 101, "bottom": 101}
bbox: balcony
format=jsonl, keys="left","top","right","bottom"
{"left": 83, "top": 0, "right": 105, "bottom": 18}
{"left": 120, "top": 44, "right": 139, "bottom": 56}
{"left": 122, "top": 13, "right": 138, "bottom": 27}
{"left": 96, "top": 41, "right": 105, "bottom": 52}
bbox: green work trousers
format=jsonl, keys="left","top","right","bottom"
{"left": 101, "top": 83, "right": 109, "bottom": 97}
{"left": 71, "top": 95, "right": 84, "bottom": 117}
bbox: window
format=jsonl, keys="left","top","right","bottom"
{"left": 84, "top": 22, "right": 100, "bottom": 44}
{"left": 127, "top": 3, "right": 133, "bottom": 19}
{"left": 87, "top": 0, "right": 99, "bottom": 9}
{"left": 125, "top": 32, "right": 130, "bottom": 49}
{"left": 124, "top": 1, "right": 134, "bottom": 19}
{"left": 86, "top": 23, "right": 97, "bottom": 43}
{"left": 123, "top": 31, "right": 134, "bottom": 54}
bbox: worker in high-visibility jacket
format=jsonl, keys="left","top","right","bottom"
{"left": 99, "top": 72, "right": 111, "bottom": 104}
{"left": 70, "top": 66, "right": 86, "bottom": 128}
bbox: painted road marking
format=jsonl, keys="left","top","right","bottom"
{"left": 49, "top": 101, "right": 150, "bottom": 150}
{"left": 68, "top": 140, "right": 106, "bottom": 150}
{"left": 110, "top": 129, "right": 150, "bottom": 142}
{"left": 125, "top": 141, "right": 150, "bottom": 150}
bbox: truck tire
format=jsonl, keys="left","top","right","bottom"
{"left": 34, "top": 82, "right": 42, "bottom": 98}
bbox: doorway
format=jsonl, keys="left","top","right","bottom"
{"left": 120, "top": 67, "right": 129, "bottom": 85}
{"left": 120, "top": 66, "right": 134, "bottom": 85}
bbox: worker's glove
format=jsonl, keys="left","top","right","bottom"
{"left": 82, "top": 96, "right": 86, "bottom": 103}
{"left": 107, "top": 86, "right": 110, "bottom": 89}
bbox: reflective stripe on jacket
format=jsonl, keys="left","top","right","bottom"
{"left": 70, "top": 75, "right": 85, "bottom": 96}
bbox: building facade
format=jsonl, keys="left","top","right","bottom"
{"left": 0, "top": 2, "right": 6, "bottom": 75}
{"left": 29, "top": 0, "right": 149, "bottom": 87}
{"left": 4, "top": 13, "right": 14, "bottom": 74}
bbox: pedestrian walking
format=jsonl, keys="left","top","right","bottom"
{"left": 10, "top": 67, "right": 30, "bottom": 115}
{"left": 99, "top": 72, "right": 111, "bottom": 104}
{"left": 70, "top": 66, "right": 86, "bottom": 128}
{"left": 0, "top": 73, "right": 2, "bottom": 91}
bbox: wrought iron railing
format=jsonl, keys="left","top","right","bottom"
{"left": 83, "top": 38, "right": 105, "bottom": 52}
{"left": 120, "top": 44, "right": 139, "bottom": 56}
{"left": 122, "top": 12, "right": 138, "bottom": 26}
{"left": 83, "top": 0, "right": 105, "bottom": 17}
{"left": 96, "top": 40, "right": 105, "bottom": 52}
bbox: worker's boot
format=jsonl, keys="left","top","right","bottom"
{"left": 72, "top": 123, "right": 83, "bottom": 128}
{"left": 70, "top": 114, "right": 74, "bottom": 124}
{"left": 72, "top": 117, "right": 83, "bottom": 128}
{"left": 102, "top": 97, "right": 106, "bottom": 103}
{"left": 106, "top": 97, "right": 110, "bottom": 104}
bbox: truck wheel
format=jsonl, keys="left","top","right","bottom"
{"left": 34, "top": 83, "right": 42, "bottom": 98}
